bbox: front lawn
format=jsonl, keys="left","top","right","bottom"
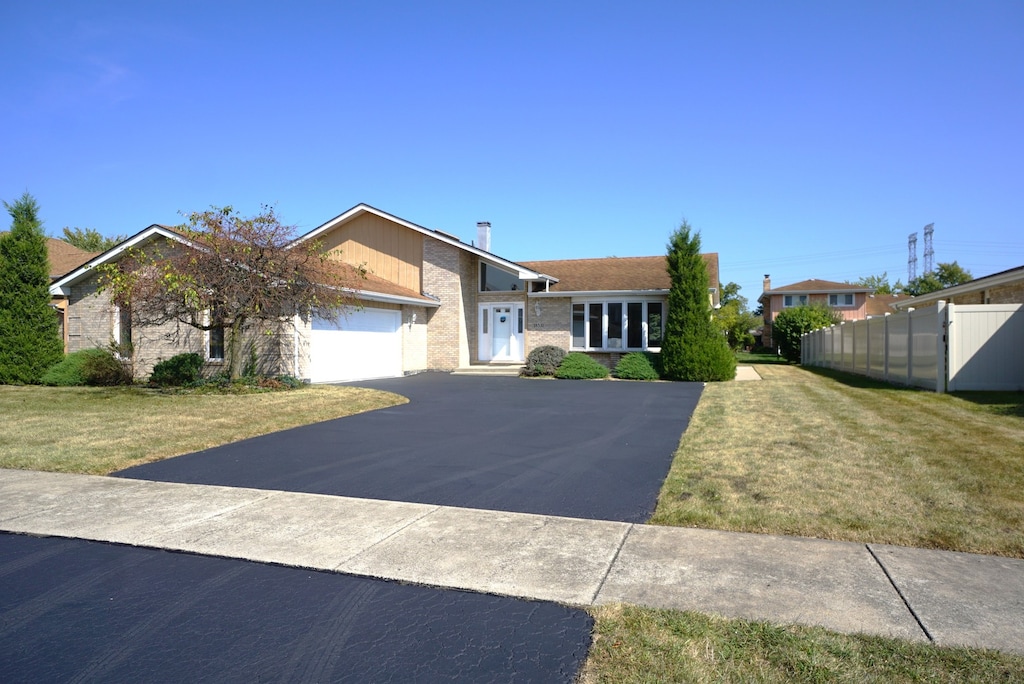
{"left": 651, "top": 364, "right": 1024, "bottom": 558}
{"left": 0, "top": 385, "right": 407, "bottom": 474}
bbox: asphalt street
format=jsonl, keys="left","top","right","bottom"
{"left": 0, "top": 533, "right": 593, "bottom": 683}
{"left": 116, "top": 374, "right": 704, "bottom": 523}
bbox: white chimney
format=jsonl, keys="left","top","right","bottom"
{"left": 476, "top": 222, "right": 491, "bottom": 252}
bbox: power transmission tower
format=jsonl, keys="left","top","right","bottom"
{"left": 923, "top": 223, "right": 934, "bottom": 273}
{"left": 908, "top": 232, "right": 918, "bottom": 282}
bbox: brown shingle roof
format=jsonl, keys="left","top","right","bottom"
{"left": 521, "top": 254, "right": 719, "bottom": 293}
{"left": 46, "top": 239, "right": 100, "bottom": 278}
{"left": 865, "top": 294, "right": 904, "bottom": 316}
{"left": 768, "top": 279, "right": 871, "bottom": 293}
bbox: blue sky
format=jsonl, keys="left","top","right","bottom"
{"left": 3, "top": 1, "right": 1022, "bottom": 304}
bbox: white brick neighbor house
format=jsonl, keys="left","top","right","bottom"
{"left": 49, "top": 204, "right": 721, "bottom": 382}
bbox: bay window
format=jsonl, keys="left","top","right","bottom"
{"left": 570, "top": 299, "right": 665, "bottom": 351}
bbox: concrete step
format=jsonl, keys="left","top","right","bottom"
{"left": 450, "top": 365, "right": 523, "bottom": 377}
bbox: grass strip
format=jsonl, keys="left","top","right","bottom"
{"left": 582, "top": 604, "right": 1024, "bottom": 683}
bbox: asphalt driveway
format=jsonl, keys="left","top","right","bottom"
{"left": 0, "top": 533, "right": 592, "bottom": 682}
{"left": 117, "top": 374, "right": 703, "bottom": 523}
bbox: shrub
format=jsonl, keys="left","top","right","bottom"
{"left": 521, "top": 345, "right": 567, "bottom": 377}
{"left": 615, "top": 352, "right": 661, "bottom": 380}
{"left": 150, "top": 352, "right": 204, "bottom": 386}
{"left": 555, "top": 352, "right": 610, "bottom": 380}
{"left": 661, "top": 220, "right": 736, "bottom": 382}
{"left": 40, "top": 348, "right": 111, "bottom": 386}
{"left": 773, "top": 304, "right": 843, "bottom": 363}
{"left": 81, "top": 348, "right": 132, "bottom": 386}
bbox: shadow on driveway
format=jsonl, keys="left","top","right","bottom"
{"left": 117, "top": 374, "right": 703, "bottom": 523}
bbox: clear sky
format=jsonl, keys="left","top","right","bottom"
{"left": 3, "top": 1, "right": 1022, "bottom": 304}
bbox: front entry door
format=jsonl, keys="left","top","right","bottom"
{"left": 479, "top": 304, "right": 524, "bottom": 362}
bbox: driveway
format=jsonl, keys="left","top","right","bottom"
{"left": 0, "top": 533, "right": 592, "bottom": 682}
{"left": 116, "top": 374, "right": 703, "bottom": 523}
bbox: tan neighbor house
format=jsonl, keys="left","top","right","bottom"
{"left": 50, "top": 204, "right": 722, "bottom": 381}
{"left": 891, "top": 264, "right": 1024, "bottom": 310}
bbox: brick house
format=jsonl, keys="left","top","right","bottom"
{"left": 890, "top": 264, "right": 1024, "bottom": 310}
{"left": 758, "top": 276, "right": 873, "bottom": 348}
{"left": 50, "top": 204, "right": 721, "bottom": 381}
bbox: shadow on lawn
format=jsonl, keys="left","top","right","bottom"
{"left": 800, "top": 366, "right": 1024, "bottom": 417}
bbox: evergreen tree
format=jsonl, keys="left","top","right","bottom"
{"left": 0, "top": 193, "right": 65, "bottom": 383}
{"left": 661, "top": 220, "right": 736, "bottom": 381}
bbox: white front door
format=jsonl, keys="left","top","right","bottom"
{"left": 479, "top": 304, "right": 524, "bottom": 362}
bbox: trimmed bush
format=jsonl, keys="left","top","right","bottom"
{"left": 81, "top": 348, "right": 131, "bottom": 386}
{"left": 521, "top": 345, "right": 567, "bottom": 377}
{"left": 40, "top": 348, "right": 112, "bottom": 386}
{"left": 773, "top": 304, "right": 843, "bottom": 363}
{"left": 150, "top": 352, "right": 204, "bottom": 387}
{"left": 555, "top": 352, "right": 610, "bottom": 380}
{"left": 615, "top": 352, "right": 661, "bottom": 380}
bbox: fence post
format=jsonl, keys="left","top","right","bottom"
{"left": 906, "top": 308, "right": 914, "bottom": 387}
{"left": 884, "top": 313, "right": 890, "bottom": 382}
{"left": 939, "top": 300, "right": 950, "bottom": 393}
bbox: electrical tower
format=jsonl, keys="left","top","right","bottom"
{"left": 908, "top": 232, "right": 918, "bottom": 282}
{"left": 923, "top": 223, "right": 934, "bottom": 273}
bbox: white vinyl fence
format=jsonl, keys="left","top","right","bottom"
{"left": 801, "top": 301, "right": 1024, "bottom": 392}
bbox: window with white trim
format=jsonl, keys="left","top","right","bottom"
{"left": 828, "top": 293, "right": 855, "bottom": 307}
{"left": 570, "top": 300, "right": 665, "bottom": 351}
{"left": 783, "top": 295, "right": 808, "bottom": 307}
{"left": 207, "top": 309, "right": 225, "bottom": 361}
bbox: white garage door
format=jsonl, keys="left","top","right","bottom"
{"left": 309, "top": 308, "right": 403, "bottom": 382}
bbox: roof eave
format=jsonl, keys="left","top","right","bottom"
{"left": 529, "top": 289, "right": 670, "bottom": 298}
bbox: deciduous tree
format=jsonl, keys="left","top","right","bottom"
{"left": 60, "top": 226, "right": 125, "bottom": 252}
{"left": 0, "top": 193, "right": 65, "bottom": 383}
{"left": 98, "top": 205, "right": 364, "bottom": 379}
{"left": 661, "top": 221, "right": 736, "bottom": 381}
{"left": 905, "top": 262, "right": 973, "bottom": 296}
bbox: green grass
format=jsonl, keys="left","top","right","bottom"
{"left": 734, "top": 350, "right": 790, "bottom": 365}
{"left": 0, "top": 384, "right": 407, "bottom": 474}
{"left": 651, "top": 364, "right": 1024, "bottom": 557}
{"left": 581, "top": 605, "right": 1024, "bottom": 683}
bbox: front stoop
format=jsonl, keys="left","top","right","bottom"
{"left": 450, "top": 364, "right": 524, "bottom": 377}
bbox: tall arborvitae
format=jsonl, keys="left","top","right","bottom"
{"left": 661, "top": 220, "right": 736, "bottom": 382}
{"left": 0, "top": 193, "right": 64, "bottom": 383}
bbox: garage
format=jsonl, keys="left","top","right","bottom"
{"left": 308, "top": 308, "right": 403, "bottom": 382}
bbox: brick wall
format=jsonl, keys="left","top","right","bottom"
{"left": 949, "top": 280, "right": 1024, "bottom": 305}
{"left": 526, "top": 297, "right": 571, "bottom": 353}
{"left": 423, "top": 239, "right": 468, "bottom": 369}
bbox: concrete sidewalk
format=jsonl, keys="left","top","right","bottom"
{"left": 1, "top": 469, "right": 1021, "bottom": 655}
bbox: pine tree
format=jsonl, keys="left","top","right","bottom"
{"left": 661, "top": 220, "right": 736, "bottom": 381}
{"left": 0, "top": 193, "right": 65, "bottom": 383}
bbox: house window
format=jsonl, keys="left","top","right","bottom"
{"left": 571, "top": 300, "right": 665, "bottom": 351}
{"left": 829, "top": 293, "right": 855, "bottom": 307}
{"left": 482, "top": 308, "right": 489, "bottom": 334}
{"left": 115, "top": 305, "right": 132, "bottom": 351}
{"left": 572, "top": 304, "right": 585, "bottom": 347}
{"left": 480, "top": 263, "right": 526, "bottom": 292}
{"left": 627, "top": 302, "right": 643, "bottom": 348}
{"left": 783, "top": 295, "right": 808, "bottom": 308}
{"left": 207, "top": 310, "right": 225, "bottom": 361}
{"left": 647, "top": 303, "right": 663, "bottom": 346}
{"left": 517, "top": 307, "right": 523, "bottom": 334}
{"left": 588, "top": 303, "right": 602, "bottom": 348}
{"left": 607, "top": 303, "right": 623, "bottom": 349}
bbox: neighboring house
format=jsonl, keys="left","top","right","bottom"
{"left": 891, "top": 264, "right": 1024, "bottom": 310}
{"left": 758, "top": 276, "right": 873, "bottom": 348}
{"left": 865, "top": 293, "right": 906, "bottom": 318}
{"left": 45, "top": 238, "right": 99, "bottom": 351}
{"left": 50, "top": 204, "right": 722, "bottom": 382}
